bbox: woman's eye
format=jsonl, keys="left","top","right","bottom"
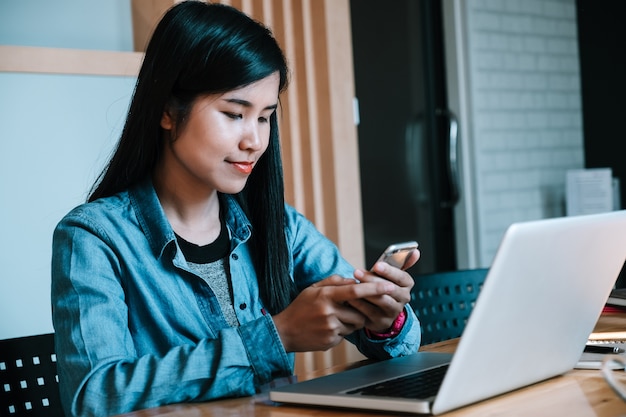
{"left": 259, "top": 116, "right": 269, "bottom": 123}
{"left": 224, "top": 112, "right": 242, "bottom": 120}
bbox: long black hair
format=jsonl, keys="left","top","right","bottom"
{"left": 88, "top": 1, "right": 295, "bottom": 313}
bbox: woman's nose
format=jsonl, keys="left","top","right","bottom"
{"left": 240, "top": 121, "right": 265, "bottom": 151}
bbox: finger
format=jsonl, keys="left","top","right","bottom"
{"left": 354, "top": 273, "right": 412, "bottom": 305}
{"left": 352, "top": 269, "right": 411, "bottom": 306}
{"left": 352, "top": 269, "right": 387, "bottom": 284}
{"left": 350, "top": 291, "right": 403, "bottom": 315}
{"left": 347, "top": 297, "right": 384, "bottom": 317}
{"left": 401, "top": 249, "right": 420, "bottom": 270}
{"left": 345, "top": 298, "right": 400, "bottom": 331}
{"left": 324, "top": 281, "right": 394, "bottom": 303}
{"left": 311, "top": 275, "right": 357, "bottom": 288}
{"left": 335, "top": 305, "right": 367, "bottom": 330}
{"left": 373, "top": 281, "right": 413, "bottom": 304}
{"left": 358, "top": 263, "right": 414, "bottom": 288}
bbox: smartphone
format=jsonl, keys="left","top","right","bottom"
{"left": 373, "top": 241, "right": 419, "bottom": 269}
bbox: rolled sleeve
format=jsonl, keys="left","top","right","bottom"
{"left": 347, "top": 305, "right": 422, "bottom": 359}
{"left": 238, "top": 314, "right": 292, "bottom": 385}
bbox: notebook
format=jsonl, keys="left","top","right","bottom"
{"left": 270, "top": 210, "right": 626, "bottom": 415}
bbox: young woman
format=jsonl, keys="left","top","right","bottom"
{"left": 51, "top": 2, "right": 421, "bottom": 416}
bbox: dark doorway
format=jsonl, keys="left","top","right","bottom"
{"left": 576, "top": 0, "right": 626, "bottom": 287}
{"left": 351, "top": 0, "right": 457, "bottom": 273}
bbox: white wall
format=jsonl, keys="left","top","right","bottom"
{"left": 0, "top": 1, "right": 135, "bottom": 339}
{"left": 0, "top": 0, "right": 133, "bottom": 51}
{"left": 447, "top": 0, "right": 584, "bottom": 266}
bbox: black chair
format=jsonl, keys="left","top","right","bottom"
{"left": 0, "top": 333, "right": 65, "bottom": 417}
{"left": 410, "top": 268, "right": 489, "bottom": 345}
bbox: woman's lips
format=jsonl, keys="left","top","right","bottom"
{"left": 230, "top": 161, "right": 254, "bottom": 174}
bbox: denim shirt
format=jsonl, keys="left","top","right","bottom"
{"left": 51, "top": 179, "right": 421, "bottom": 417}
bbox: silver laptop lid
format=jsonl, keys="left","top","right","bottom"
{"left": 433, "top": 211, "right": 626, "bottom": 414}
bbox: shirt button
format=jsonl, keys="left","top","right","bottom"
{"left": 239, "top": 303, "right": 247, "bottom": 310}
{"left": 231, "top": 253, "right": 239, "bottom": 260}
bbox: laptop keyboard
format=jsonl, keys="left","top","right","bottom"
{"left": 345, "top": 364, "right": 449, "bottom": 399}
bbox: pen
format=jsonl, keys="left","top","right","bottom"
{"left": 584, "top": 344, "right": 624, "bottom": 354}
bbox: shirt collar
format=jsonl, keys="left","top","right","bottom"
{"left": 128, "top": 178, "right": 176, "bottom": 259}
{"left": 128, "top": 178, "right": 253, "bottom": 259}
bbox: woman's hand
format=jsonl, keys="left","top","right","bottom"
{"left": 272, "top": 275, "right": 396, "bottom": 352}
{"left": 347, "top": 249, "right": 420, "bottom": 332}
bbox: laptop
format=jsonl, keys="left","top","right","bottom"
{"left": 270, "top": 210, "right": 626, "bottom": 415}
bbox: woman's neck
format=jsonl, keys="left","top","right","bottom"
{"left": 152, "top": 170, "right": 222, "bottom": 246}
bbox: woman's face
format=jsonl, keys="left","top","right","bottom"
{"left": 160, "top": 72, "right": 280, "bottom": 195}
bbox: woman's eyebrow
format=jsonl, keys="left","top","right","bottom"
{"left": 223, "top": 97, "right": 278, "bottom": 111}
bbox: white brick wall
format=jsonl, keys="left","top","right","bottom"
{"left": 464, "top": 0, "right": 584, "bottom": 264}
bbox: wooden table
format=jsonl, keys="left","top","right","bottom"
{"left": 115, "top": 311, "right": 626, "bottom": 417}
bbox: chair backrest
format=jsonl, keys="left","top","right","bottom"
{"left": 410, "top": 268, "right": 489, "bottom": 345}
{"left": 0, "top": 333, "right": 65, "bottom": 417}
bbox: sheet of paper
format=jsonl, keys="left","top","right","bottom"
{"left": 566, "top": 168, "right": 613, "bottom": 216}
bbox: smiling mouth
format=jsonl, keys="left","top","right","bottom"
{"left": 230, "top": 161, "right": 254, "bottom": 175}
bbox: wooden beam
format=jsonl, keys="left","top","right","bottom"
{"left": 0, "top": 45, "right": 143, "bottom": 76}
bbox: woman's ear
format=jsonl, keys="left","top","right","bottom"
{"left": 161, "top": 110, "right": 173, "bottom": 130}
